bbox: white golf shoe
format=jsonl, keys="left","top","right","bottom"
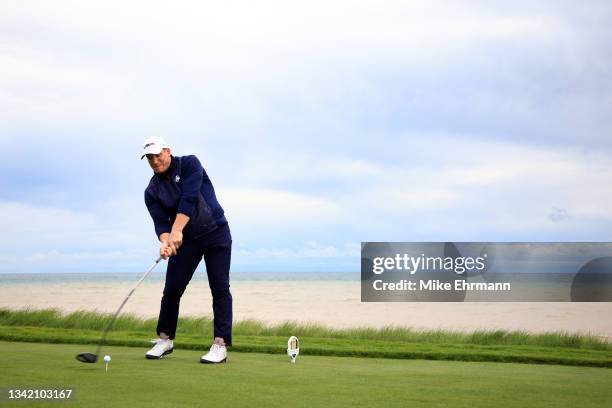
{"left": 200, "top": 343, "right": 227, "bottom": 364}
{"left": 145, "top": 338, "right": 174, "bottom": 359}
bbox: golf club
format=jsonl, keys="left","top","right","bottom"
{"left": 76, "top": 256, "right": 163, "bottom": 363}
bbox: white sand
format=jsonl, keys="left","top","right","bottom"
{"left": 1, "top": 281, "right": 611, "bottom": 339}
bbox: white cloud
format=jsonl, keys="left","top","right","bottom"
{"left": 234, "top": 241, "right": 360, "bottom": 260}
{"left": 220, "top": 187, "right": 342, "bottom": 224}
{"left": 0, "top": 0, "right": 578, "bottom": 129}
{"left": 0, "top": 198, "right": 155, "bottom": 271}
{"left": 3, "top": 132, "right": 612, "bottom": 272}
{"left": 1, "top": 201, "right": 97, "bottom": 236}
{"left": 1, "top": 1, "right": 611, "bottom": 271}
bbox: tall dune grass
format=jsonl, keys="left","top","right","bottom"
{"left": 1, "top": 308, "right": 609, "bottom": 351}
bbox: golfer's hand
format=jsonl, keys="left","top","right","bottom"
{"left": 160, "top": 241, "right": 173, "bottom": 260}
{"left": 168, "top": 229, "right": 183, "bottom": 253}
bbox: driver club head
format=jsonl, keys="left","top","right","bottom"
{"left": 73, "top": 257, "right": 163, "bottom": 366}
{"left": 76, "top": 352, "right": 98, "bottom": 363}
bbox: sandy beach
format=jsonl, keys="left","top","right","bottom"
{"left": 1, "top": 280, "right": 611, "bottom": 339}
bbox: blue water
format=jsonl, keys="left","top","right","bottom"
{"left": 0, "top": 272, "right": 358, "bottom": 284}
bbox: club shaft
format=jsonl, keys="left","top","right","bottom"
{"left": 94, "top": 256, "right": 163, "bottom": 357}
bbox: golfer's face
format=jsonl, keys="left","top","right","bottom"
{"left": 146, "top": 148, "right": 171, "bottom": 174}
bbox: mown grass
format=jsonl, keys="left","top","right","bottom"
{"left": 1, "top": 308, "right": 610, "bottom": 350}
{"left": 3, "top": 341, "right": 612, "bottom": 408}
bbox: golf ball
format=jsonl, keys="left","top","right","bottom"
{"left": 104, "top": 355, "right": 111, "bottom": 363}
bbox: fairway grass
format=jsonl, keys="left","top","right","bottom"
{"left": 1, "top": 341, "right": 611, "bottom": 408}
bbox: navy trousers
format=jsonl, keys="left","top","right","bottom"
{"left": 156, "top": 224, "right": 233, "bottom": 346}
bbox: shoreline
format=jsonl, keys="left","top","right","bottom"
{"left": 1, "top": 281, "right": 611, "bottom": 338}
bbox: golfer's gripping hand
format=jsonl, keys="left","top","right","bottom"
{"left": 159, "top": 233, "right": 182, "bottom": 259}
{"left": 161, "top": 244, "right": 171, "bottom": 259}
{"left": 168, "top": 230, "right": 183, "bottom": 253}
{"left": 159, "top": 213, "right": 188, "bottom": 259}
{"left": 159, "top": 236, "right": 173, "bottom": 259}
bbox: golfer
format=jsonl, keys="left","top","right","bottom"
{"left": 141, "top": 137, "right": 232, "bottom": 364}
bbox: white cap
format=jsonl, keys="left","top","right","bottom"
{"left": 141, "top": 137, "right": 170, "bottom": 159}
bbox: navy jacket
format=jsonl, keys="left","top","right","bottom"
{"left": 144, "top": 155, "right": 227, "bottom": 242}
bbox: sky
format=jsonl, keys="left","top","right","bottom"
{"left": 1, "top": 0, "right": 611, "bottom": 273}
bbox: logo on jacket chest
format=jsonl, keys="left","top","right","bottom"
{"left": 175, "top": 175, "right": 180, "bottom": 183}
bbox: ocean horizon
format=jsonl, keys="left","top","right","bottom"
{"left": 0, "top": 271, "right": 359, "bottom": 284}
